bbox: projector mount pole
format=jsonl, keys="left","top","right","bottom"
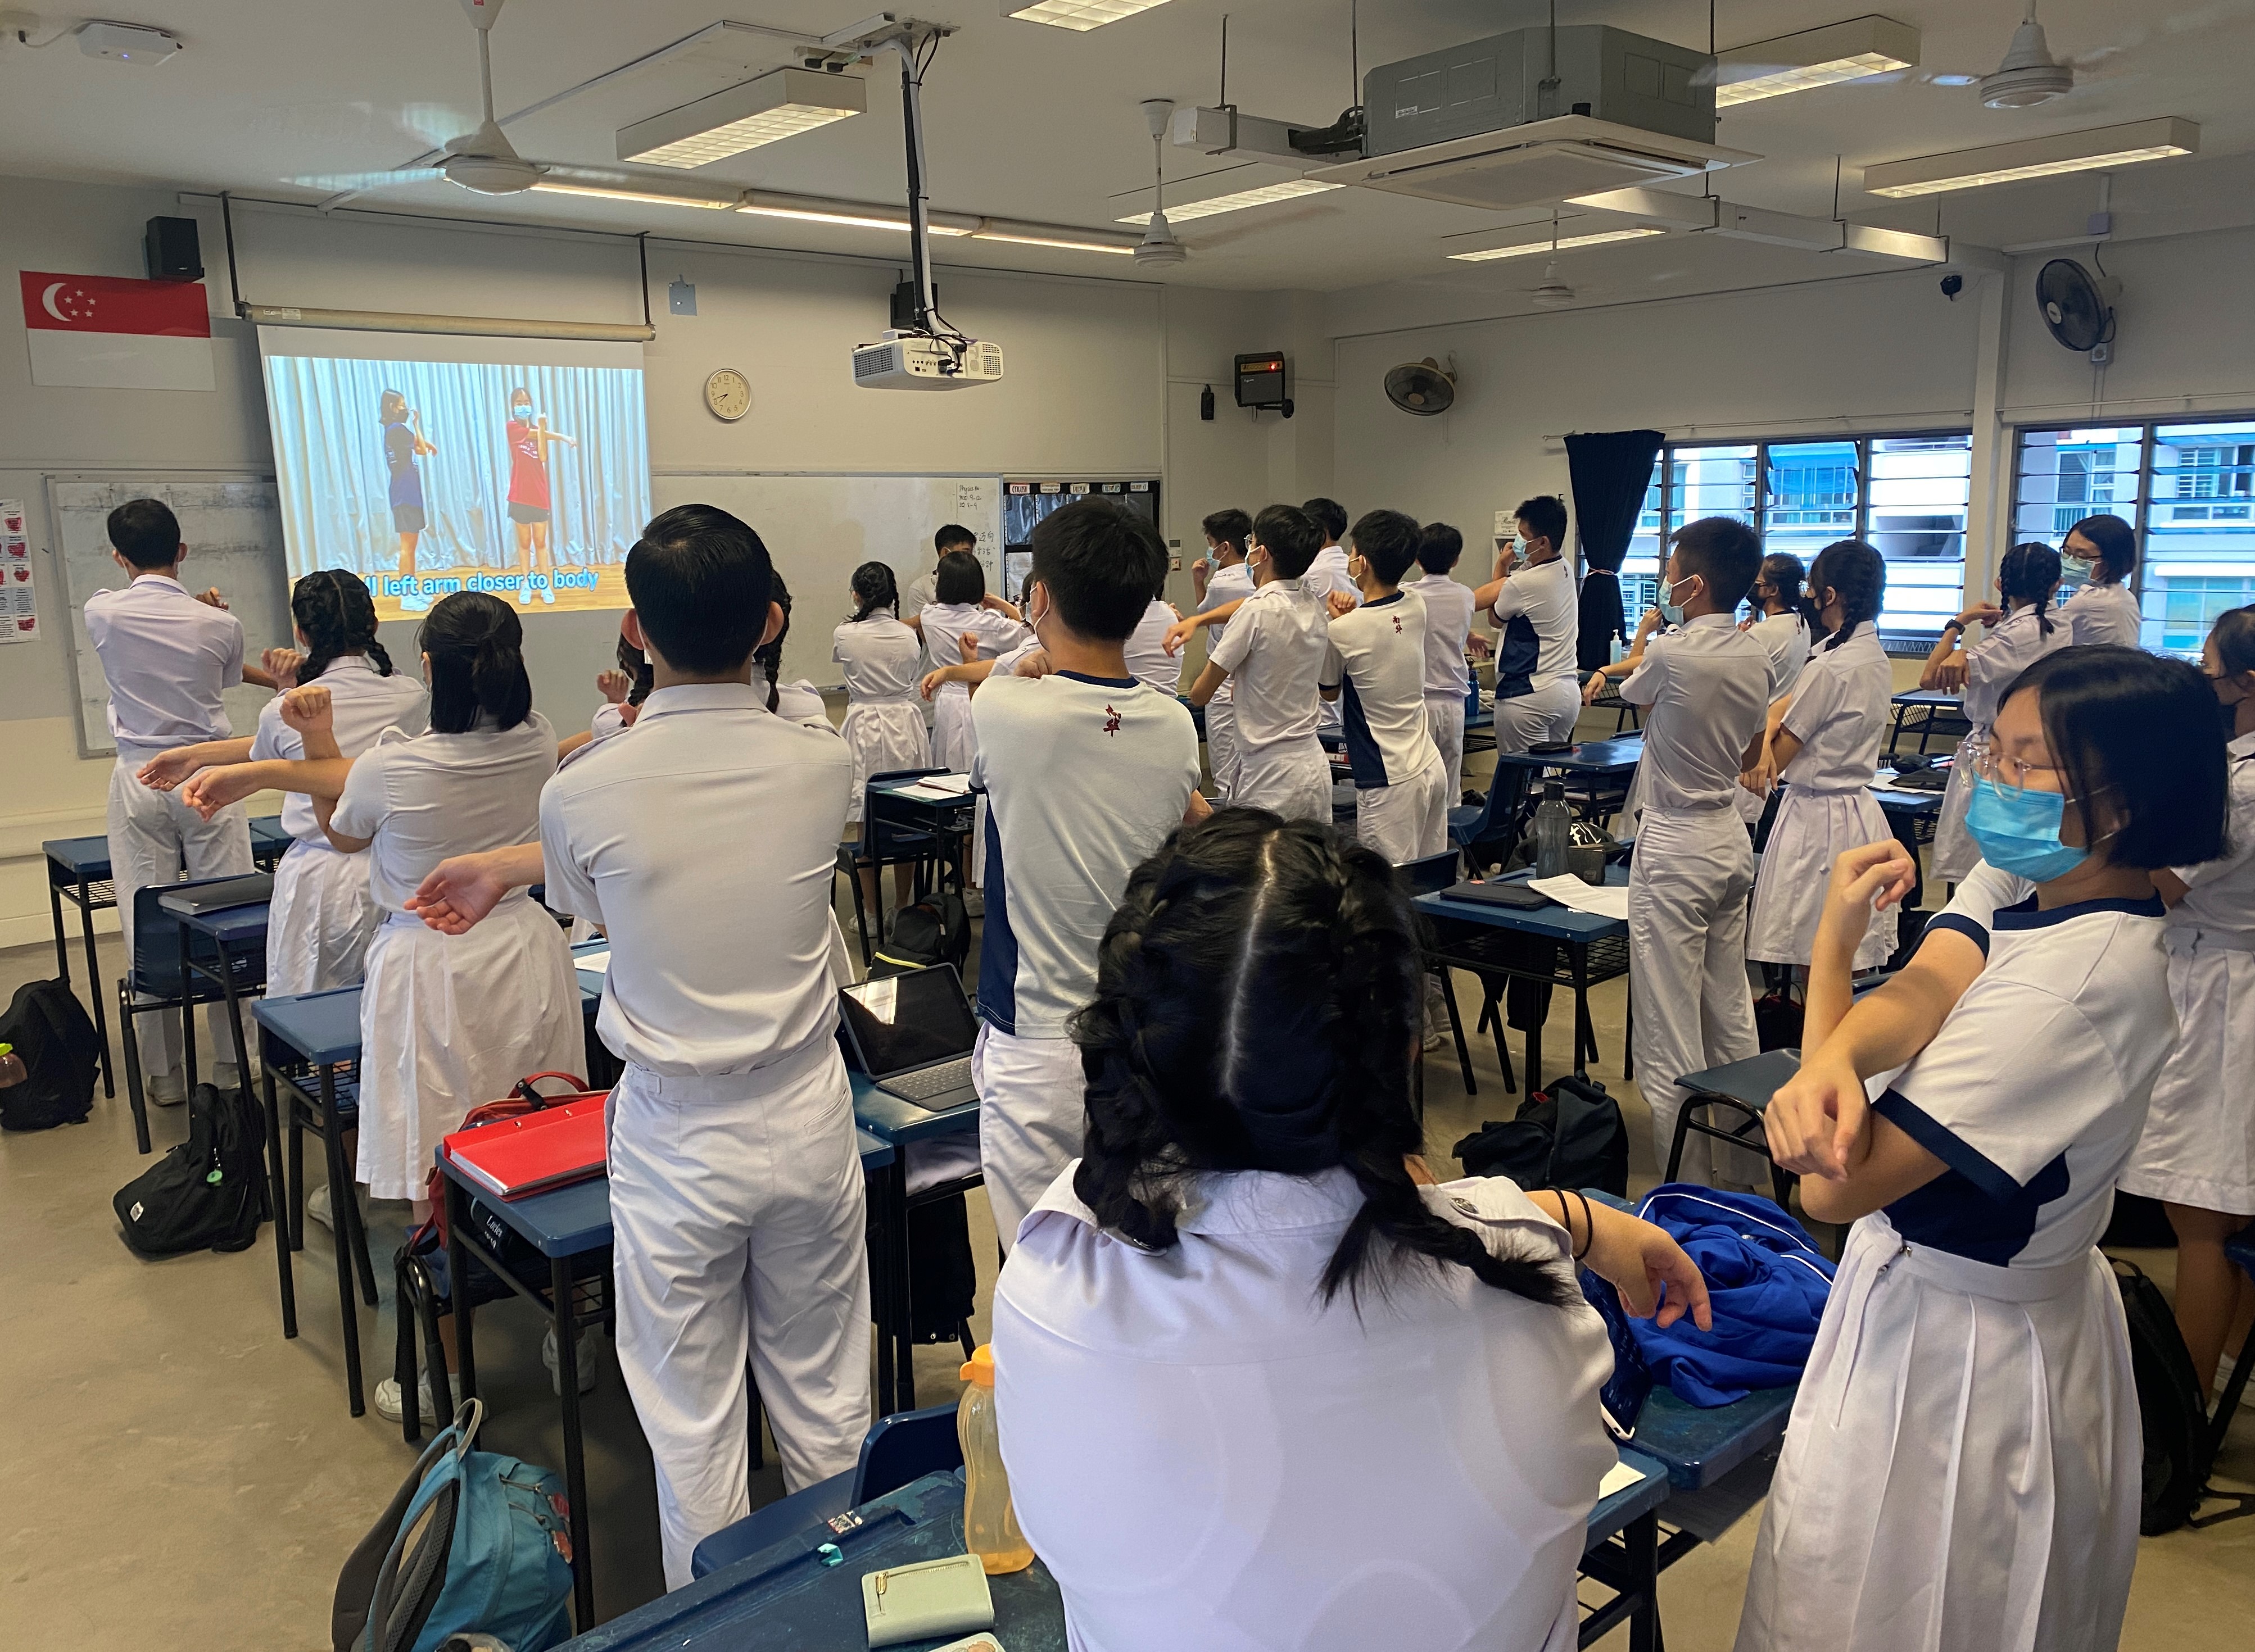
{"left": 821, "top": 13, "right": 956, "bottom": 345}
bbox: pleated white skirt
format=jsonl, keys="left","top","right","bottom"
{"left": 2119, "top": 931, "right": 2255, "bottom": 1214}
{"left": 1928, "top": 753, "right": 1982, "bottom": 886}
{"left": 266, "top": 838, "right": 379, "bottom": 997}
{"left": 1745, "top": 787, "right": 1899, "bottom": 969}
{"left": 841, "top": 701, "right": 932, "bottom": 823}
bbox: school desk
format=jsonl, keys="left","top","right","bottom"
{"left": 248, "top": 811, "right": 291, "bottom": 870}
{"left": 157, "top": 890, "right": 268, "bottom": 1099}
{"left": 865, "top": 773, "right": 977, "bottom": 895}
{"left": 1886, "top": 688, "right": 1970, "bottom": 758}
{"left": 554, "top": 1454, "right": 1678, "bottom": 1652}
{"left": 1416, "top": 868, "right": 1632, "bottom": 1095}
{"left": 41, "top": 834, "right": 116, "bottom": 1097}
{"left": 851, "top": 1070, "right": 984, "bottom": 1418}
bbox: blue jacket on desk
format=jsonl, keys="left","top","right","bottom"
{"left": 1627, "top": 1185, "right": 1836, "bottom": 1406}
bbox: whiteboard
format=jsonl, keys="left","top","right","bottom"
{"left": 650, "top": 473, "right": 1003, "bottom": 687}
{"left": 48, "top": 476, "right": 290, "bottom": 759}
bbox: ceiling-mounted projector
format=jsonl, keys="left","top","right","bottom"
{"left": 852, "top": 332, "right": 1005, "bottom": 389}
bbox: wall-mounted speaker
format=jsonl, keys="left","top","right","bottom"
{"left": 144, "top": 216, "right": 202, "bottom": 283}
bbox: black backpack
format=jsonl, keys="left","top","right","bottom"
{"left": 0, "top": 978, "right": 102, "bottom": 1132}
{"left": 873, "top": 891, "right": 970, "bottom": 978}
{"left": 112, "top": 1081, "right": 271, "bottom": 1256}
{"left": 2112, "top": 1256, "right": 2210, "bottom": 1534}
{"left": 1453, "top": 1074, "right": 1629, "bottom": 1196}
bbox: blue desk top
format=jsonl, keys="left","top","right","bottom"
{"left": 1891, "top": 688, "right": 1963, "bottom": 707}
{"left": 160, "top": 896, "right": 272, "bottom": 945}
{"left": 1417, "top": 866, "right": 1630, "bottom": 943}
{"left": 250, "top": 813, "right": 289, "bottom": 845}
{"left": 253, "top": 984, "right": 366, "bottom": 1065}
{"left": 850, "top": 1068, "right": 981, "bottom": 1147}
{"left": 1591, "top": 1446, "right": 1672, "bottom": 1538}
{"left": 43, "top": 833, "right": 112, "bottom": 880}
{"left": 1630, "top": 1384, "right": 1797, "bottom": 1491}
{"left": 1491, "top": 732, "right": 1644, "bottom": 775}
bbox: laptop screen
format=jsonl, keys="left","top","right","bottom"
{"left": 839, "top": 966, "right": 980, "bottom": 1079}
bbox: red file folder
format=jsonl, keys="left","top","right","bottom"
{"left": 442, "top": 1096, "right": 609, "bottom": 1200}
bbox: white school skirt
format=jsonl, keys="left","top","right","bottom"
{"left": 266, "top": 837, "right": 379, "bottom": 997}
{"left": 841, "top": 700, "right": 932, "bottom": 824}
{"left": 931, "top": 687, "right": 975, "bottom": 773}
{"left": 1745, "top": 786, "right": 1898, "bottom": 970}
{"left": 1736, "top": 1214, "right": 2139, "bottom": 1652}
{"left": 2119, "top": 927, "right": 2255, "bottom": 1214}
{"left": 355, "top": 900, "right": 586, "bottom": 1202}
{"left": 1927, "top": 746, "right": 1984, "bottom": 886}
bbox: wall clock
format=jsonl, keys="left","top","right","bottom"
{"left": 704, "top": 367, "right": 751, "bottom": 422}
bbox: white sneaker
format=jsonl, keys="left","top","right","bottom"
{"left": 399, "top": 589, "right": 432, "bottom": 614}
{"left": 374, "top": 1370, "right": 458, "bottom": 1425}
{"left": 539, "top": 581, "right": 555, "bottom": 605}
{"left": 515, "top": 579, "right": 535, "bottom": 605}
{"left": 212, "top": 1059, "right": 242, "bottom": 1091}
{"left": 306, "top": 1181, "right": 333, "bottom": 1232}
{"left": 146, "top": 1069, "right": 186, "bottom": 1107}
{"left": 542, "top": 1324, "right": 600, "bottom": 1396}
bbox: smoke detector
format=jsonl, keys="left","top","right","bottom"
{"left": 1980, "top": 4, "right": 2073, "bottom": 110}
{"left": 75, "top": 19, "right": 183, "bottom": 64}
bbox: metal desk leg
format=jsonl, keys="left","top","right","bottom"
{"left": 1628, "top": 1510, "right": 1660, "bottom": 1652}
{"left": 71, "top": 878, "right": 114, "bottom": 1099}
{"left": 552, "top": 1254, "right": 597, "bottom": 1630}
{"left": 48, "top": 878, "right": 69, "bottom": 981}
{"left": 218, "top": 938, "right": 253, "bottom": 1093}
{"left": 1524, "top": 988, "right": 1546, "bottom": 1097}
{"left": 264, "top": 1068, "right": 297, "bottom": 1340}
{"left": 179, "top": 938, "right": 197, "bottom": 1089}
{"left": 895, "top": 1161, "right": 918, "bottom": 1413}
{"left": 1439, "top": 968, "right": 1476, "bottom": 1095}
{"left": 318, "top": 1064, "right": 365, "bottom": 1416}
{"left": 1569, "top": 943, "right": 1592, "bottom": 1082}
{"left": 871, "top": 1171, "right": 897, "bottom": 1419}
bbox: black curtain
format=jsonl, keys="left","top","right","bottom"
{"left": 1567, "top": 429, "right": 1664, "bottom": 672}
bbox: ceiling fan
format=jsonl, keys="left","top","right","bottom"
{"left": 1133, "top": 98, "right": 1187, "bottom": 267}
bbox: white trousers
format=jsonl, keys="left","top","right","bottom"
{"left": 975, "top": 1023, "right": 1086, "bottom": 1251}
{"left": 1355, "top": 753, "right": 1451, "bottom": 865}
{"left": 1494, "top": 678, "right": 1582, "bottom": 753}
{"left": 107, "top": 756, "right": 255, "bottom": 1078}
{"left": 608, "top": 1040, "right": 872, "bottom": 1589}
{"left": 1424, "top": 692, "right": 1466, "bottom": 802}
{"left": 266, "top": 838, "right": 378, "bottom": 997}
{"left": 1233, "top": 741, "right": 1334, "bottom": 825}
{"left": 1203, "top": 696, "right": 1242, "bottom": 802}
{"left": 1628, "top": 806, "right": 1763, "bottom": 1187}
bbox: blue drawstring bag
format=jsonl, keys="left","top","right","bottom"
{"left": 1627, "top": 1185, "right": 1836, "bottom": 1406}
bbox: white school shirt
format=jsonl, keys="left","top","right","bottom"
{"left": 82, "top": 573, "right": 246, "bottom": 757}
{"left": 2170, "top": 730, "right": 2255, "bottom": 945}
{"left": 329, "top": 712, "right": 558, "bottom": 915}
{"left": 901, "top": 570, "right": 938, "bottom": 624}
{"left": 1407, "top": 570, "right": 1477, "bottom": 700}
{"left": 248, "top": 654, "right": 428, "bottom": 842}
{"left": 754, "top": 668, "right": 833, "bottom": 732}
{"left": 971, "top": 673, "right": 1198, "bottom": 1038}
{"left": 1196, "top": 562, "right": 1256, "bottom": 705}
{"left": 1321, "top": 589, "right": 1442, "bottom": 791}
{"left": 1123, "top": 598, "right": 1183, "bottom": 696}
{"left": 1207, "top": 580, "right": 1329, "bottom": 760}
{"left": 1872, "top": 861, "right": 2173, "bottom": 1269}
{"left": 992, "top": 1166, "right": 1615, "bottom": 1652}
{"left": 1618, "top": 614, "right": 1774, "bottom": 812}
{"left": 1300, "top": 544, "right": 1359, "bottom": 608}
{"left": 1960, "top": 605, "right": 2071, "bottom": 730}
{"left": 832, "top": 610, "right": 924, "bottom": 704}
{"left": 2061, "top": 582, "right": 2143, "bottom": 649}
{"left": 539, "top": 682, "right": 851, "bottom": 1076}
{"left": 1747, "top": 611, "right": 1812, "bottom": 702}
{"left": 1488, "top": 556, "right": 1578, "bottom": 698}
{"left": 920, "top": 602, "right": 1031, "bottom": 700}
{"left": 1778, "top": 622, "right": 1893, "bottom": 792}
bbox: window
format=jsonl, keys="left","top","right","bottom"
{"left": 2012, "top": 419, "right": 2255, "bottom": 656}
{"left": 1616, "top": 430, "right": 1972, "bottom": 641}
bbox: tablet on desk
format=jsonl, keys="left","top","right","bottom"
{"left": 1438, "top": 882, "right": 1555, "bottom": 911}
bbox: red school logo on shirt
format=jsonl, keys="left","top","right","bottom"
{"left": 1392, "top": 615, "right": 1403, "bottom": 632}
{"left": 1102, "top": 704, "right": 1122, "bottom": 737}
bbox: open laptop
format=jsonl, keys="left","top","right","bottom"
{"left": 837, "top": 964, "right": 980, "bottom": 1112}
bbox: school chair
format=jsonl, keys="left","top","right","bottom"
{"left": 1663, "top": 1049, "right": 1800, "bottom": 1209}
{"left": 1448, "top": 765, "right": 1532, "bottom": 879}
{"left": 115, "top": 877, "right": 266, "bottom": 1155}
{"left": 687, "top": 1403, "right": 965, "bottom": 1580}
{"left": 2207, "top": 1226, "right": 2255, "bottom": 1465}
{"left": 851, "top": 767, "right": 953, "bottom": 950}
{"left": 1400, "top": 850, "right": 1477, "bottom": 1100}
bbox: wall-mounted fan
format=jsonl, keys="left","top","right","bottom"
{"left": 2037, "top": 258, "right": 2116, "bottom": 359}
{"left": 1384, "top": 357, "right": 1456, "bottom": 416}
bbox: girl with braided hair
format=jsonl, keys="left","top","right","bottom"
{"left": 991, "top": 810, "right": 1710, "bottom": 1652}
{"left": 751, "top": 569, "right": 835, "bottom": 732}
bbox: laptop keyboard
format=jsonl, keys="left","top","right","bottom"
{"left": 881, "top": 1056, "right": 975, "bottom": 1102}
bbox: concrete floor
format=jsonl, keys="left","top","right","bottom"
{"left": 3, "top": 877, "right": 2252, "bottom": 1648}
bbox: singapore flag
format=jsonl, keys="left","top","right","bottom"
{"left": 19, "top": 270, "right": 214, "bottom": 391}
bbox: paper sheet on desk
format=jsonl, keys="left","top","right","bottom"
{"left": 574, "top": 950, "right": 610, "bottom": 975}
{"left": 897, "top": 776, "right": 973, "bottom": 804}
{"left": 1599, "top": 1458, "right": 1645, "bottom": 1500}
{"left": 1527, "top": 875, "right": 1630, "bottom": 922}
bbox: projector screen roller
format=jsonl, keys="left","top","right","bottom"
{"left": 259, "top": 327, "right": 651, "bottom": 621}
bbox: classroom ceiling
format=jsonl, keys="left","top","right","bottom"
{"left": 4, "top": 0, "right": 2254, "bottom": 305}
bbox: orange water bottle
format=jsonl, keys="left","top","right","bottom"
{"left": 956, "top": 1344, "right": 1034, "bottom": 1574}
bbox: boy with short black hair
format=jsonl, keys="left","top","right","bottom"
{"left": 902, "top": 521, "right": 977, "bottom": 623}
{"left": 1409, "top": 522, "right": 1482, "bottom": 797}
{"left": 1192, "top": 508, "right": 1256, "bottom": 799}
{"left": 87, "top": 497, "right": 278, "bottom": 1099}
{"left": 1473, "top": 495, "right": 1582, "bottom": 752}
{"left": 1615, "top": 516, "right": 1774, "bottom": 1187}
{"left": 1321, "top": 509, "right": 1450, "bottom": 864}
{"left": 1302, "top": 498, "right": 1356, "bottom": 735}
{"left": 972, "top": 500, "right": 1203, "bottom": 1245}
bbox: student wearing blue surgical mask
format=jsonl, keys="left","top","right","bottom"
{"left": 1742, "top": 645, "right": 2230, "bottom": 1652}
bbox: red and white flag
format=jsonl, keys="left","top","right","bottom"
{"left": 19, "top": 270, "right": 214, "bottom": 391}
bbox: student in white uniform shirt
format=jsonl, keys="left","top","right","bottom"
{"left": 1743, "top": 541, "right": 1901, "bottom": 973}
{"left": 1921, "top": 542, "right": 2071, "bottom": 886}
{"left": 1610, "top": 519, "right": 1775, "bottom": 1186}
{"left": 1178, "top": 504, "right": 1333, "bottom": 823}
{"left": 2059, "top": 512, "right": 2144, "bottom": 648}
{"left": 972, "top": 500, "right": 1204, "bottom": 1247}
{"left": 1190, "top": 507, "right": 1256, "bottom": 801}
{"left": 1318, "top": 509, "right": 1450, "bottom": 864}
{"left": 139, "top": 570, "right": 427, "bottom": 996}
{"left": 1472, "top": 496, "right": 1582, "bottom": 752}
{"left": 749, "top": 571, "right": 832, "bottom": 732}
{"left": 1407, "top": 521, "right": 1483, "bottom": 798}
{"left": 1301, "top": 498, "right": 1357, "bottom": 734}
{"left": 911, "top": 550, "right": 1031, "bottom": 771}
{"left": 1121, "top": 576, "right": 1184, "bottom": 696}
{"left": 993, "top": 810, "right": 1713, "bottom": 1652}
{"left": 2120, "top": 605, "right": 2255, "bottom": 1397}
{"left": 1746, "top": 647, "right": 2230, "bottom": 1652}
{"left": 85, "top": 498, "right": 282, "bottom": 1100}
{"left": 834, "top": 560, "right": 931, "bottom": 913}
{"left": 1727, "top": 554, "right": 1814, "bottom": 831}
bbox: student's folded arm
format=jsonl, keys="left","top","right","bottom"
{"left": 1767, "top": 727, "right": 1805, "bottom": 773}
{"left": 137, "top": 736, "right": 255, "bottom": 791}
{"left": 1187, "top": 661, "right": 1230, "bottom": 707}
{"left": 1794, "top": 1115, "right": 1946, "bottom": 1224}
{"left": 404, "top": 842, "right": 547, "bottom": 934}
{"left": 242, "top": 661, "right": 282, "bottom": 691}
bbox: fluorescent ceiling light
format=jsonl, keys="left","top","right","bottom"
{"left": 1115, "top": 177, "right": 1339, "bottom": 225}
{"left": 734, "top": 190, "right": 977, "bottom": 235}
{"left": 1004, "top": 0, "right": 1175, "bottom": 31}
{"left": 1714, "top": 15, "right": 1919, "bottom": 107}
{"left": 1447, "top": 227, "right": 1666, "bottom": 262}
{"left": 618, "top": 67, "right": 864, "bottom": 169}
{"left": 530, "top": 181, "right": 735, "bottom": 210}
{"left": 1863, "top": 117, "right": 2197, "bottom": 198}
{"left": 971, "top": 229, "right": 1135, "bottom": 255}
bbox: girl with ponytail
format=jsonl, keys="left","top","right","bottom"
{"left": 833, "top": 559, "right": 932, "bottom": 912}
{"left": 990, "top": 810, "right": 1711, "bottom": 1650}
{"left": 1923, "top": 541, "right": 2070, "bottom": 883}
{"left": 1745, "top": 541, "right": 1901, "bottom": 972}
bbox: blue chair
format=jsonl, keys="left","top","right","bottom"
{"left": 116, "top": 877, "right": 267, "bottom": 1155}
{"left": 850, "top": 767, "right": 953, "bottom": 957}
{"left": 1448, "top": 764, "right": 1531, "bottom": 878}
{"left": 689, "top": 1404, "right": 965, "bottom": 1579}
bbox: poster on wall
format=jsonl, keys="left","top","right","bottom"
{"left": 0, "top": 498, "right": 37, "bottom": 643}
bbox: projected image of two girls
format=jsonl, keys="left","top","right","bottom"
{"left": 381, "top": 385, "right": 577, "bottom": 612}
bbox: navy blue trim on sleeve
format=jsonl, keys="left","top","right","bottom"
{"left": 1923, "top": 913, "right": 1990, "bottom": 956}
{"left": 1872, "top": 1087, "right": 2022, "bottom": 1202}
{"left": 1361, "top": 591, "right": 1406, "bottom": 610}
{"left": 1991, "top": 893, "right": 2167, "bottom": 929}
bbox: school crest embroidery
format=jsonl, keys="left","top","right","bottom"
{"left": 1101, "top": 704, "right": 1122, "bottom": 736}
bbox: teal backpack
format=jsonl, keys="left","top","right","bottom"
{"left": 333, "top": 1401, "right": 576, "bottom": 1652}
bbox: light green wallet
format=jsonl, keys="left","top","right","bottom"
{"left": 859, "top": 1552, "right": 997, "bottom": 1649}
